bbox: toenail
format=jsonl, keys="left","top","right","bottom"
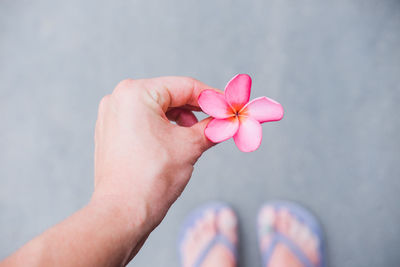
{"left": 259, "top": 207, "right": 275, "bottom": 225}
{"left": 218, "top": 209, "right": 237, "bottom": 228}
{"left": 204, "top": 210, "right": 216, "bottom": 221}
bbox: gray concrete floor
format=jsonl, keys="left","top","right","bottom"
{"left": 1, "top": 1, "right": 400, "bottom": 266}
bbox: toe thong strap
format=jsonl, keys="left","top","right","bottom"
{"left": 262, "top": 232, "right": 314, "bottom": 267}
{"left": 194, "top": 233, "right": 237, "bottom": 267}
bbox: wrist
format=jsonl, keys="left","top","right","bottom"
{"left": 88, "top": 193, "right": 154, "bottom": 262}
{"left": 89, "top": 192, "right": 152, "bottom": 234}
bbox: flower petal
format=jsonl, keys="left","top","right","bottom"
{"left": 241, "top": 97, "right": 284, "bottom": 123}
{"left": 233, "top": 117, "right": 262, "bottom": 152}
{"left": 224, "top": 74, "right": 252, "bottom": 111}
{"left": 198, "top": 89, "right": 234, "bottom": 119}
{"left": 205, "top": 117, "right": 239, "bottom": 143}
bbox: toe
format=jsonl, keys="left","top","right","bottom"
{"left": 288, "top": 218, "right": 301, "bottom": 238}
{"left": 258, "top": 206, "right": 275, "bottom": 227}
{"left": 204, "top": 210, "right": 217, "bottom": 233}
{"left": 197, "top": 211, "right": 216, "bottom": 245}
{"left": 217, "top": 207, "right": 238, "bottom": 245}
{"left": 181, "top": 208, "right": 219, "bottom": 267}
{"left": 276, "top": 208, "right": 291, "bottom": 235}
{"left": 295, "top": 222, "right": 320, "bottom": 265}
{"left": 258, "top": 205, "right": 277, "bottom": 253}
{"left": 280, "top": 209, "right": 321, "bottom": 266}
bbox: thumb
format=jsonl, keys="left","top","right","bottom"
{"left": 190, "top": 117, "right": 216, "bottom": 153}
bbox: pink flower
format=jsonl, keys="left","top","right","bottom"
{"left": 198, "top": 74, "right": 284, "bottom": 152}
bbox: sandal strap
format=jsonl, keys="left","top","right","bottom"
{"left": 262, "top": 232, "right": 314, "bottom": 267}
{"left": 194, "top": 233, "right": 237, "bottom": 267}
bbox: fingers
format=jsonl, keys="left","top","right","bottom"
{"left": 112, "top": 77, "right": 223, "bottom": 114}
{"left": 167, "top": 104, "right": 203, "bottom": 112}
{"left": 166, "top": 108, "right": 198, "bottom": 127}
{"left": 110, "top": 77, "right": 220, "bottom": 159}
{"left": 189, "top": 117, "right": 216, "bottom": 153}
{"left": 139, "top": 76, "right": 223, "bottom": 112}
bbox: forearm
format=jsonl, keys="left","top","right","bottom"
{"left": 2, "top": 197, "right": 149, "bottom": 267}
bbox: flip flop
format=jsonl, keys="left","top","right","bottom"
{"left": 178, "top": 202, "right": 238, "bottom": 267}
{"left": 258, "top": 201, "right": 325, "bottom": 267}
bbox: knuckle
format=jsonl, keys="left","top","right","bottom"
{"left": 118, "top": 78, "right": 135, "bottom": 88}
{"left": 187, "top": 76, "right": 199, "bottom": 88}
{"left": 113, "top": 78, "right": 146, "bottom": 101}
{"left": 113, "top": 79, "right": 136, "bottom": 95}
{"left": 98, "top": 94, "right": 111, "bottom": 112}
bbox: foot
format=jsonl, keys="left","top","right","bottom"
{"left": 180, "top": 205, "right": 238, "bottom": 267}
{"left": 258, "top": 204, "right": 322, "bottom": 267}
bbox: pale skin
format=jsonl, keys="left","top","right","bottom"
{"left": 0, "top": 77, "right": 319, "bottom": 267}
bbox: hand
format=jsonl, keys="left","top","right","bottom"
{"left": 92, "top": 77, "right": 215, "bottom": 230}
{"left": 1, "top": 77, "right": 217, "bottom": 267}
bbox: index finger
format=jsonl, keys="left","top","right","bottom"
{"left": 138, "top": 76, "right": 223, "bottom": 112}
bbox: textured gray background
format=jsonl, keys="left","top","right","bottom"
{"left": 1, "top": 0, "right": 400, "bottom": 266}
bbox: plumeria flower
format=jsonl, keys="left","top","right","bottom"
{"left": 198, "top": 74, "right": 284, "bottom": 152}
